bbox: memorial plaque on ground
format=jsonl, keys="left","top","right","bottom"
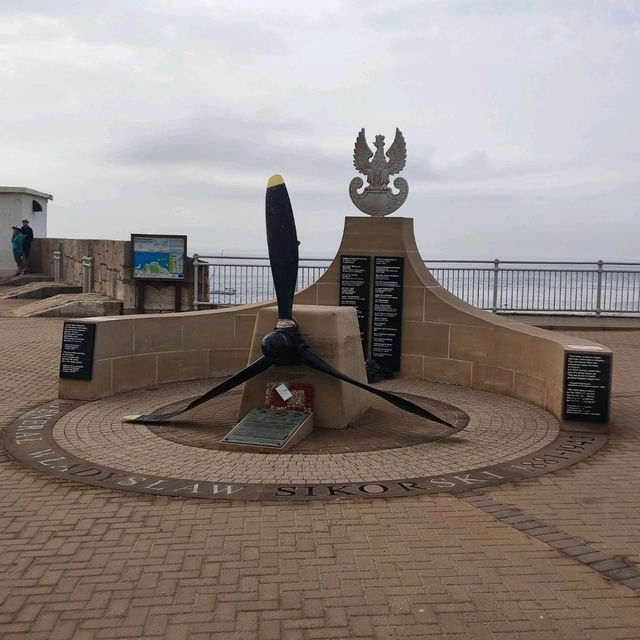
{"left": 222, "top": 408, "right": 313, "bottom": 450}
{"left": 339, "top": 255, "right": 371, "bottom": 356}
{"left": 562, "top": 352, "right": 612, "bottom": 423}
{"left": 372, "top": 256, "right": 404, "bottom": 371}
{"left": 59, "top": 322, "right": 96, "bottom": 380}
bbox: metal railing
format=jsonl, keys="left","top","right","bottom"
{"left": 192, "top": 255, "right": 640, "bottom": 315}
{"left": 193, "top": 255, "right": 330, "bottom": 309}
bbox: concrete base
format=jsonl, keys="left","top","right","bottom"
{"left": 238, "top": 305, "right": 371, "bottom": 429}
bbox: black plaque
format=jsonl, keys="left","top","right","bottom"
{"left": 340, "top": 255, "right": 371, "bottom": 357}
{"left": 562, "top": 351, "right": 612, "bottom": 423}
{"left": 372, "top": 256, "right": 404, "bottom": 372}
{"left": 59, "top": 322, "right": 96, "bottom": 380}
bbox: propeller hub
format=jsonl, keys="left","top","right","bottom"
{"left": 261, "top": 327, "right": 305, "bottom": 365}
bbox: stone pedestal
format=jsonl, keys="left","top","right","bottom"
{"left": 238, "top": 305, "right": 371, "bottom": 429}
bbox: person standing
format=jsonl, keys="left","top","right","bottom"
{"left": 11, "top": 226, "right": 24, "bottom": 275}
{"left": 20, "top": 219, "right": 34, "bottom": 274}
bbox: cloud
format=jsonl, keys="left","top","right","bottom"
{"left": 108, "top": 116, "right": 439, "bottom": 189}
{"left": 0, "top": 1, "right": 639, "bottom": 262}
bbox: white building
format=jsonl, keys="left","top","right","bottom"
{"left": 0, "top": 187, "right": 52, "bottom": 275}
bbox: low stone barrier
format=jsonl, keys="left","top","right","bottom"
{"left": 58, "top": 217, "right": 612, "bottom": 425}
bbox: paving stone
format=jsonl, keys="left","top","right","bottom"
{"left": 592, "top": 559, "right": 632, "bottom": 573}
{"left": 562, "top": 545, "right": 601, "bottom": 558}
{"left": 578, "top": 552, "right": 613, "bottom": 565}
{"left": 605, "top": 568, "right": 640, "bottom": 581}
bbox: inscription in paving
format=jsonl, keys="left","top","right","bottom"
{"left": 372, "top": 256, "right": 404, "bottom": 371}
{"left": 59, "top": 322, "right": 96, "bottom": 380}
{"left": 7, "top": 401, "right": 606, "bottom": 502}
{"left": 339, "top": 255, "right": 371, "bottom": 356}
{"left": 563, "top": 352, "right": 612, "bottom": 423}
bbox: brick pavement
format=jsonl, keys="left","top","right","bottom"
{"left": 41, "top": 379, "right": 557, "bottom": 485}
{"left": 2, "top": 317, "right": 640, "bottom": 639}
{"left": 484, "top": 330, "right": 640, "bottom": 566}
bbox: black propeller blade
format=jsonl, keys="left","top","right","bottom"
{"left": 123, "top": 356, "right": 272, "bottom": 423}
{"left": 266, "top": 174, "right": 299, "bottom": 323}
{"left": 298, "top": 349, "right": 455, "bottom": 428}
{"left": 124, "top": 175, "right": 457, "bottom": 432}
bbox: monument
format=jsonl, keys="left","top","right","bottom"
{"left": 7, "top": 126, "right": 612, "bottom": 501}
{"left": 64, "top": 127, "right": 613, "bottom": 435}
{"left": 124, "top": 174, "right": 462, "bottom": 447}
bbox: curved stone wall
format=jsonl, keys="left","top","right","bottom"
{"left": 59, "top": 216, "right": 611, "bottom": 424}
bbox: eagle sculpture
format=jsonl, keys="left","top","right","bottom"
{"left": 349, "top": 127, "right": 409, "bottom": 216}
{"left": 353, "top": 128, "right": 407, "bottom": 190}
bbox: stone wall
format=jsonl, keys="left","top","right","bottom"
{"left": 294, "top": 217, "right": 612, "bottom": 420}
{"left": 33, "top": 237, "right": 200, "bottom": 313}
{"left": 58, "top": 303, "right": 271, "bottom": 400}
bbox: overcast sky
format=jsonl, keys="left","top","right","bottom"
{"left": 1, "top": 0, "right": 638, "bottom": 260}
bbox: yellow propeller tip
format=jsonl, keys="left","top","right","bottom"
{"left": 267, "top": 174, "right": 285, "bottom": 188}
{"left": 122, "top": 415, "right": 142, "bottom": 423}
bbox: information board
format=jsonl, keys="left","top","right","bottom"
{"left": 59, "top": 322, "right": 96, "bottom": 380}
{"left": 562, "top": 352, "right": 612, "bottom": 423}
{"left": 131, "top": 234, "right": 187, "bottom": 281}
{"left": 339, "top": 255, "right": 371, "bottom": 357}
{"left": 371, "top": 256, "right": 404, "bottom": 371}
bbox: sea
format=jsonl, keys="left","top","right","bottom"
{"left": 199, "top": 257, "right": 640, "bottom": 315}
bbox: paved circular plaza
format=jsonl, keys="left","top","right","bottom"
{"left": 7, "top": 376, "right": 606, "bottom": 500}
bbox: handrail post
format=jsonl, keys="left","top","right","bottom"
{"left": 491, "top": 259, "right": 500, "bottom": 312}
{"left": 595, "top": 260, "right": 604, "bottom": 316}
{"left": 53, "top": 250, "right": 62, "bottom": 282}
{"left": 193, "top": 254, "right": 200, "bottom": 310}
{"left": 81, "top": 256, "right": 93, "bottom": 293}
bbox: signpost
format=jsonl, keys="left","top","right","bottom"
{"left": 131, "top": 234, "right": 187, "bottom": 313}
{"left": 131, "top": 234, "right": 187, "bottom": 281}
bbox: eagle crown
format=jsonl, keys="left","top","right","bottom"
{"left": 353, "top": 128, "right": 407, "bottom": 189}
{"left": 349, "top": 127, "right": 408, "bottom": 216}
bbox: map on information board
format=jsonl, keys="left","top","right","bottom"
{"left": 131, "top": 234, "right": 187, "bottom": 280}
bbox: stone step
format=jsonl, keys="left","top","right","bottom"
{"left": 10, "top": 293, "right": 122, "bottom": 318}
{"left": 0, "top": 273, "right": 54, "bottom": 287}
{"left": 0, "top": 282, "right": 82, "bottom": 300}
